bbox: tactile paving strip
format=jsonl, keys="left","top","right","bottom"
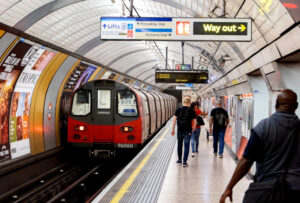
{"left": 94, "top": 120, "right": 176, "bottom": 203}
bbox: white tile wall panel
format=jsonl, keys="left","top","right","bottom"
{"left": 264, "top": 27, "right": 280, "bottom": 43}
{"left": 105, "top": 46, "right": 148, "bottom": 63}
{"left": 273, "top": 13, "right": 295, "bottom": 35}
{"left": 258, "top": 18, "right": 273, "bottom": 35}
{"left": 0, "top": 0, "right": 53, "bottom": 26}
{"left": 254, "top": 13, "right": 267, "bottom": 27}
{"left": 130, "top": 66, "right": 154, "bottom": 76}
{"left": 250, "top": 51, "right": 265, "bottom": 71}
{"left": 107, "top": 49, "right": 151, "bottom": 65}
{"left": 0, "top": 1, "right": 19, "bottom": 14}
{"left": 254, "top": 37, "right": 268, "bottom": 51}
{"left": 261, "top": 42, "right": 281, "bottom": 65}
{"left": 262, "top": 63, "right": 275, "bottom": 75}
{"left": 227, "top": 71, "right": 235, "bottom": 81}
{"left": 112, "top": 55, "right": 155, "bottom": 72}
{"left": 88, "top": 43, "right": 135, "bottom": 61}
{"left": 275, "top": 26, "right": 300, "bottom": 57}
{"left": 69, "top": 33, "right": 99, "bottom": 52}
{"left": 242, "top": 44, "right": 256, "bottom": 59}
{"left": 0, "top": 13, "right": 16, "bottom": 26}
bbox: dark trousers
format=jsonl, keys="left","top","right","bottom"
{"left": 213, "top": 128, "right": 226, "bottom": 155}
{"left": 177, "top": 131, "right": 191, "bottom": 163}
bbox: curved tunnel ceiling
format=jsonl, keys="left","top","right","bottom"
{"left": 0, "top": 0, "right": 297, "bottom": 89}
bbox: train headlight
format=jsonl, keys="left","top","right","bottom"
{"left": 75, "top": 125, "right": 87, "bottom": 131}
{"left": 121, "top": 126, "right": 133, "bottom": 132}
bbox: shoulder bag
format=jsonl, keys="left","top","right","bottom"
{"left": 196, "top": 116, "right": 205, "bottom": 126}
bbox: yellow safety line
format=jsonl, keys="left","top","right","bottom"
{"left": 110, "top": 126, "right": 170, "bottom": 203}
{"left": 55, "top": 59, "right": 81, "bottom": 145}
{"left": 0, "top": 30, "right": 5, "bottom": 38}
{"left": 0, "top": 36, "right": 20, "bottom": 63}
{"left": 88, "top": 66, "right": 102, "bottom": 81}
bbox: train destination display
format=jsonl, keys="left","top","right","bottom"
{"left": 100, "top": 17, "right": 251, "bottom": 41}
{"left": 155, "top": 70, "right": 208, "bottom": 83}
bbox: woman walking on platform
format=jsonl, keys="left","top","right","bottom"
{"left": 191, "top": 101, "right": 207, "bottom": 157}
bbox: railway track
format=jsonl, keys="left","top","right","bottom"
{"left": 0, "top": 147, "right": 138, "bottom": 202}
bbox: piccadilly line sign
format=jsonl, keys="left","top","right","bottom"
{"left": 100, "top": 17, "right": 252, "bottom": 42}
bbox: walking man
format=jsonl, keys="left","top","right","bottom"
{"left": 220, "top": 89, "right": 300, "bottom": 203}
{"left": 171, "top": 97, "right": 196, "bottom": 167}
{"left": 209, "top": 99, "right": 229, "bottom": 158}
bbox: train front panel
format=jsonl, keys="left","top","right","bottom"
{"left": 67, "top": 80, "right": 144, "bottom": 150}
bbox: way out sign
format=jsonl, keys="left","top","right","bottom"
{"left": 173, "top": 18, "right": 252, "bottom": 41}
{"left": 101, "top": 17, "right": 251, "bottom": 42}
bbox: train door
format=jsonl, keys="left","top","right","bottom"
{"left": 93, "top": 88, "right": 114, "bottom": 142}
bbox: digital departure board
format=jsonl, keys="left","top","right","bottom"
{"left": 155, "top": 70, "right": 208, "bottom": 83}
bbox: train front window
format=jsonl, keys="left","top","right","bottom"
{"left": 71, "top": 91, "right": 91, "bottom": 116}
{"left": 97, "top": 90, "right": 111, "bottom": 109}
{"left": 117, "top": 91, "right": 138, "bottom": 117}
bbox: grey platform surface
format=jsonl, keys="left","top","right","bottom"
{"left": 92, "top": 120, "right": 251, "bottom": 203}
{"left": 157, "top": 129, "right": 252, "bottom": 203}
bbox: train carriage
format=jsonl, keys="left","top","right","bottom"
{"left": 68, "top": 80, "right": 177, "bottom": 157}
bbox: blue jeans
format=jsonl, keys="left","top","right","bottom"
{"left": 213, "top": 128, "right": 226, "bottom": 155}
{"left": 191, "top": 128, "right": 201, "bottom": 153}
{"left": 177, "top": 131, "right": 191, "bottom": 163}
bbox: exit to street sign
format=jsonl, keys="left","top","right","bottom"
{"left": 100, "top": 17, "right": 252, "bottom": 42}
{"left": 194, "top": 22, "right": 247, "bottom": 35}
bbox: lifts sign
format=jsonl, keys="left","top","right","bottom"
{"left": 100, "top": 17, "right": 251, "bottom": 41}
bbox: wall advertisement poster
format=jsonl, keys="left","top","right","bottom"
{"left": 9, "top": 46, "right": 55, "bottom": 159}
{"left": 0, "top": 41, "right": 36, "bottom": 160}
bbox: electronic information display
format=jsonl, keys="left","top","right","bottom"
{"left": 100, "top": 17, "right": 251, "bottom": 41}
{"left": 155, "top": 70, "right": 208, "bottom": 83}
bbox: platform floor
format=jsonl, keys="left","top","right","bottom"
{"left": 92, "top": 120, "right": 252, "bottom": 203}
{"left": 157, "top": 128, "right": 251, "bottom": 203}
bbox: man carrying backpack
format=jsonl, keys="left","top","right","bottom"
{"left": 209, "top": 99, "right": 229, "bottom": 158}
{"left": 171, "top": 97, "right": 196, "bottom": 167}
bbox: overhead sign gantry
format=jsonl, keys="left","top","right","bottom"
{"left": 100, "top": 17, "right": 252, "bottom": 41}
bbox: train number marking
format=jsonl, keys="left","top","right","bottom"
{"left": 117, "top": 144, "right": 134, "bottom": 148}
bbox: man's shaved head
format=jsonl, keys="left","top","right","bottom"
{"left": 276, "top": 89, "right": 298, "bottom": 113}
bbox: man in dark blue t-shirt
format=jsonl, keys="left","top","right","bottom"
{"left": 171, "top": 97, "right": 196, "bottom": 167}
{"left": 209, "top": 99, "right": 229, "bottom": 158}
{"left": 220, "top": 89, "right": 300, "bottom": 203}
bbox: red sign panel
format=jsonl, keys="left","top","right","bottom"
{"left": 176, "top": 21, "right": 190, "bottom": 35}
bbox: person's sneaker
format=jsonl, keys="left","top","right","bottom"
{"left": 176, "top": 160, "right": 182, "bottom": 164}
{"left": 196, "top": 151, "right": 199, "bottom": 153}
{"left": 214, "top": 153, "right": 217, "bottom": 156}
{"left": 182, "top": 162, "right": 188, "bottom": 167}
{"left": 192, "top": 152, "right": 195, "bottom": 157}
{"left": 219, "top": 154, "right": 223, "bottom": 158}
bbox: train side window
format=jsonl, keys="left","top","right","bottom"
{"left": 71, "top": 91, "right": 91, "bottom": 116}
{"left": 117, "top": 91, "right": 138, "bottom": 116}
{"left": 97, "top": 90, "right": 111, "bottom": 109}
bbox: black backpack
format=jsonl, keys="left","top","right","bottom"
{"left": 214, "top": 109, "right": 226, "bottom": 127}
{"left": 177, "top": 107, "right": 190, "bottom": 128}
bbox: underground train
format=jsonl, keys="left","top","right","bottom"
{"left": 67, "top": 80, "right": 177, "bottom": 156}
